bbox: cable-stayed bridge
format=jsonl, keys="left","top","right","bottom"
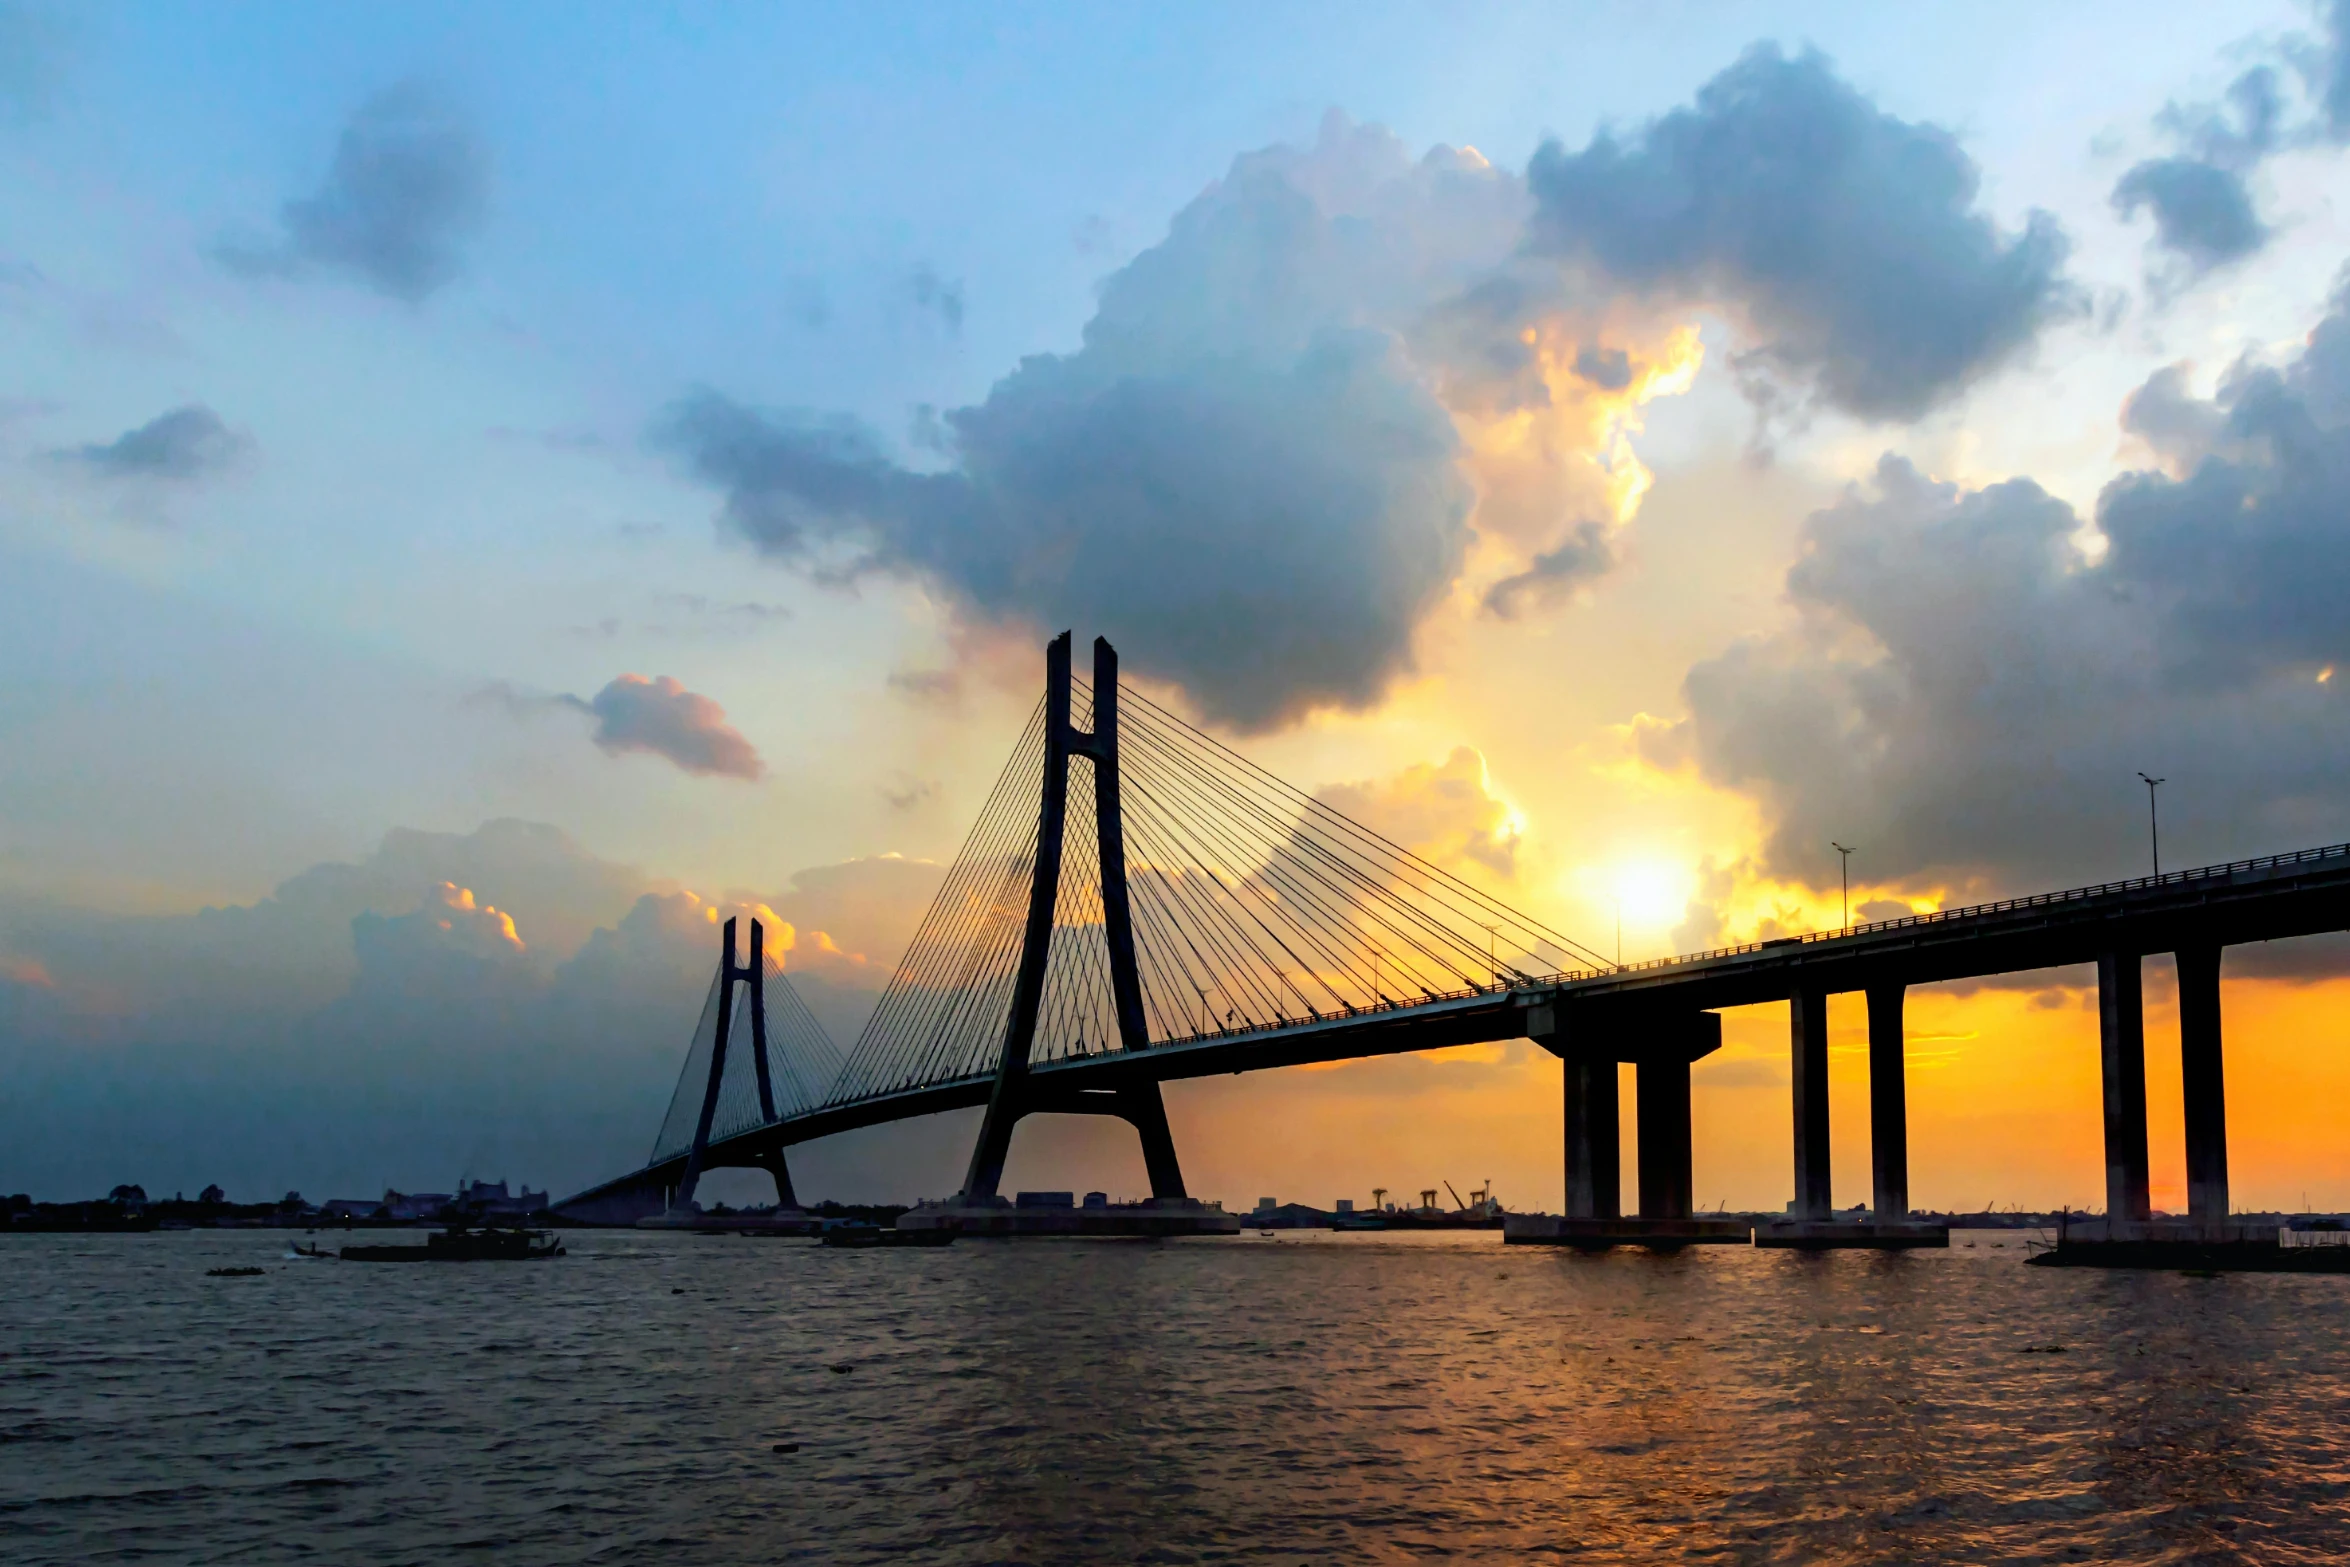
{"left": 559, "top": 632, "right": 1608, "bottom": 1223}
{"left": 559, "top": 633, "right": 2350, "bottom": 1238}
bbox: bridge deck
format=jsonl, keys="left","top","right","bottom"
{"left": 563, "top": 841, "right": 2350, "bottom": 1211}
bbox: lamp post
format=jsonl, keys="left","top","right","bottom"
{"left": 2137, "top": 773, "right": 2166, "bottom": 877}
{"left": 1831, "top": 842, "right": 1856, "bottom": 929}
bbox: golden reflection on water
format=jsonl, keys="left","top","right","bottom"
{"left": 3, "top": 1229, "right": 2347, "bottom": 1564}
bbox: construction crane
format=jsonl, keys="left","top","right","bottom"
{"left": 1371, "top": 1186, "right": 1388, "bottom": 1213}
{"left": 1445, "top": 1180, "right": 1468, "bottom": 1211}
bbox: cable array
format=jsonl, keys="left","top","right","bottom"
{"left": 1113, "top": 685, "right": 1609, "bottom": 1039}
{"left": 823, "top": 699, "right": 1050, "bottom": 1102}
{"left": 649, "top": 949, "right": 850, "bottom": 1164}
{"left": 816, "top": 676, "right": 1607, "bottom": 1109}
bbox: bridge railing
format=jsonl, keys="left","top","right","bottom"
{"left": 1610, "top": 840, "right": 2350, "bottom": 977}
{"left": 1122, "top": 967, "right": 1609, "bottom": 1055}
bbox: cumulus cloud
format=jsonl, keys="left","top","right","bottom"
{"left": 2309, "top": 0, "right": 2350, "bottom": 139}
{"left": 579, "top": 674, "right": 763, "bottom": 780}
{"left": 1642, "top": 276, "right": 2350, "bottom": 897}
{"left": 219, "top": 83, "right": 487, "bottom": 301}
{"left": 63, "top": 405, "right": 247, "bottom": 480}
{"left": 2113, "top": 158, "right": 2268, "bottom": 274}
{"left": 2113, "top": 67, "right": 2281, "bottom": 281}
{"left": 1526, "top": 44, "right": 2079, "bottom": 421}
{"left": 0, "top": 823, "right": 944, "bottom": 1201}
{"left": 346, "top": 883, "right": 530, "bottom": 1007}
{"left": 658, "top": 116, "right": 1715, "bottom": 730}
{"left": 1481, "top": 520, "right": 1614, "bottom": 618}
{"left": 1315, "top": 747, "right": 1521, "bottom": 879}
{"left": 661, "top": 57, "right": 2078, "bottom": 728}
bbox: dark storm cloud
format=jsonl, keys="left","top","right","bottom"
{"left": 655, "top": 123, "right": 1485, "bottom": 732}
{"left": 1571, "top": 345, "right": 1633, "bottom": 391}
{"left": 64, "top": 405, "right": 247, "bottom": 480}
{"left": 579, "top": 674, "right": 763, "bottom": 780}
{"left": 1645, "top": 278, "right": 2350, "bottom": 898}
{"left": 2113, "top": 67, "right": 2281, "bottom": 280}
{"left": 2099, "top": 276, "right": 2350, "bottom": 684}
{"left": 1525, "top": 44, "right": 2079, "bottom": 421}
{"left": 2315, "top": 0, "right": 2350, "bottom": 138}
{"left": 2112, "top": 158, "right": 2268, "bottom": 273}
{"left": 219, "top": 83, "right": 487, "bottom": 302}
{"left": 1482, "top": 521, "right": 1615, "bottom": 619}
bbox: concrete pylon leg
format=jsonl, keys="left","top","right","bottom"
{"left": 1866, "top": 984, "right": 1909, "bottom": 1219}
{"left": 754, "top": 1149, "right": 800, "bottom": 1211}
{"left": 1564, "top": 1051, "right": 1621, "bottom": 1220}
{"left": 1790, "top": 988, "right": 1832, "bottom": 1219}
{"left": 2098, "top": 951, "right": 2152, "bottom": 1223}
{"left": 2177, "top": 945, "right": 2228, "bottom": 1222}
{"left": 1118, "top": 1082, "right": 1189, "bottom": 1201}
{"left": 1635, "top": 1056, "right": 1692, "bottom": 1220}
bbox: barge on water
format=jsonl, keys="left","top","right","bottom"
{"left": 339, "top": 1226, "right": 565, "bottom": 1262}
{"left": 2028, "top": 1218, "right": 2350, "bottom": 1272}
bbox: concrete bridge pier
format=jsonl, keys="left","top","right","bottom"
{"left": 2098, "top": 951, "right": 2153, "bottom": 1223}
{"left": 1867, "top": 984, "right": 1909, "bottom": 1219}
{"left": 1510, "top": 1007, "right": 1742, "bottom": 1247}
{"left": 1756, "top": 985, "right": 1947, "bottom": 1249}
{"left": 1790, "top": 987, "right": 1833, "bottom": 1220}
{"left": 1635, "top": 1055, "right": 1693, "bottom": 1221}
{"left": 1563, "top": 1047, "right": 1621, "bottom": 1221}
{"left": 2176, "top": 945, "right": 2229, "bottom": 1222}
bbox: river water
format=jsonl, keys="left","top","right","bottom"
{"left": 3, "top": 1228, "right": 2347, "bottom": 1564}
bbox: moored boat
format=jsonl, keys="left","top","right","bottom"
{"left": 819, "top": 1223, "right": 954, "bottom": 1248}
{"left": 340, "top": 1225, "right": 565, "bottom": 1262}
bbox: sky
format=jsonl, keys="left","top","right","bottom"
{"left": 5, "top": 1, "right": 2350, "bottom": 1214}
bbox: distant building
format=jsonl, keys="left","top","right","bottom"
{"left": 319, "top": 1197, "right": 383, "bottom": 1220}
{"left": 1334, "top": 1199, "right": 1355, "bottom": 1214}
{"left": 457, "top": 1180, "right": 548, "bottom": 1217}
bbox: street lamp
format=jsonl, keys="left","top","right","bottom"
{"left": 2137, "top": 773, "right": 2166, "bottom": 877}
{"left": 1831, "top": 843, "right": 1856, "bottom": 930}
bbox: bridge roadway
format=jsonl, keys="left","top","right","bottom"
{"left": 561, "top": 840, "right": 2350, "bottom": 1222}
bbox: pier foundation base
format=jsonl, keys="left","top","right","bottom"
{"left": 1753, "top": 1220, "right": 1950, "bottom": 1249}
{"left": 1504, "top": 1215, "right": 1750, "bottom": 1248}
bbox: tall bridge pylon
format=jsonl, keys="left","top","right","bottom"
{"left": 961, "top": 632, "right": 1185, "bottom": 1203}
{"left": 652, "top": 913, "right": 844, "bottom": 1215}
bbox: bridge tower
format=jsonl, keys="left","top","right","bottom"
{"left": 959, "top": 632, "right": 1189, "bottom": 1204}
{"left": 671, "top": 915, "right": 801, "bottom": 1213}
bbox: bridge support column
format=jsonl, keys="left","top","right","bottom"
{"left": 1867, "top": 984, "right": 1909, "bottom": 1219}
{"left": 1635, "top": 1056, "right": 1692, "bottom": 1221}
{"left": 1120, "top": 1083, "right": 1188, "bottom": 1201}
{"left": 751, "top": 1149, "right": 800, "bottom": 1211}
{"left": 1791, "top": 987, "right": 1832, "bottom": 1220}
{"left": 2098, "top": 951, "right": 2152, "bottom": 1223}
{"left": 2177, "top": 945, "right": 2229, "bottom": 1222}
{"left": 1563, "top": 1050, "right": 1621, "bottom": 1220}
